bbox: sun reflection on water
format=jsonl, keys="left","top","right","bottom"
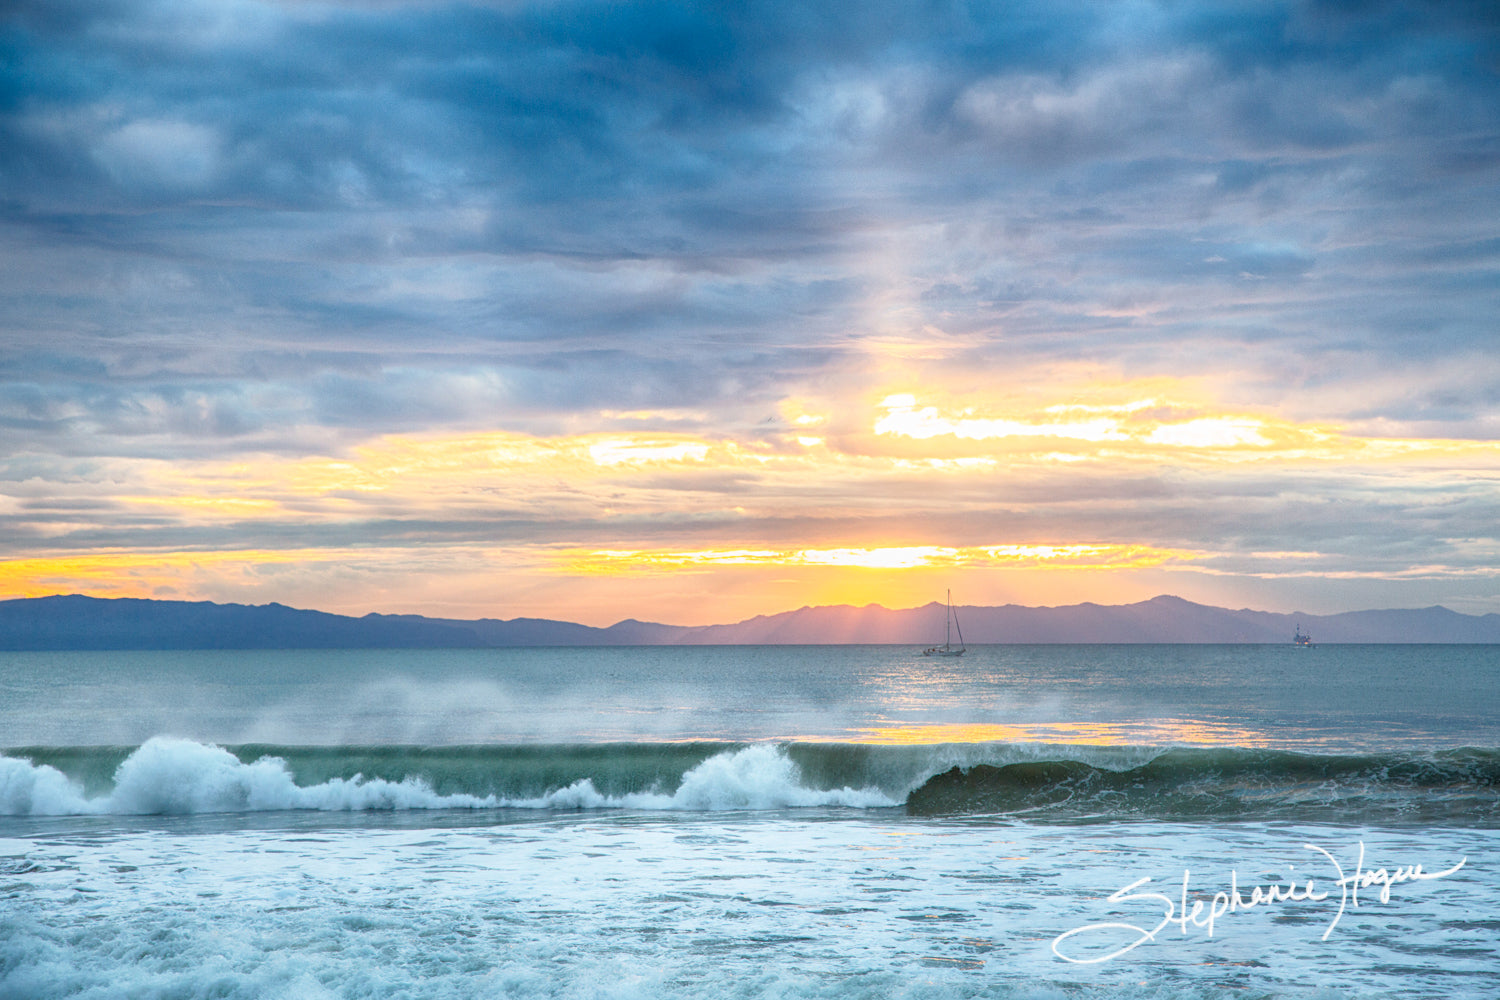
{"left": 812, "top": 719, "right": 1272, "bottom": 746}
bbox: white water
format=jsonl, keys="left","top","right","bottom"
{"left": 0, "top": 739, "right": 896, "bottom": 816}
{"left": 506, "top": 743, "right": 896, "bottom": 810}
{"left": 2, "top": 816, "right": 1492, "bottom": 1000}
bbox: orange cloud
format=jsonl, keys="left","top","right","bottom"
{"left": 4, "top": 375, "right": 1496, "bottom": 621}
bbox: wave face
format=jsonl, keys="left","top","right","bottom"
{"left": 4, "top": 739, "right": 1498, "bottom": 824}
{"left": 905, "top": 746, "right": 1500, "bottom": 825}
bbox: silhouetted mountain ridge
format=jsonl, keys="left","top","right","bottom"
{"left": 1, "top": 593, "right": 1497, "bottom": 648}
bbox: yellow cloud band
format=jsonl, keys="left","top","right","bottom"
{"left": 560, "top": 543, "right": 1195, "bottom": 575}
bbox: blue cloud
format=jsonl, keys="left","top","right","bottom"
{"left": 0, "top": 0, "right": 1496, "bottom": 449}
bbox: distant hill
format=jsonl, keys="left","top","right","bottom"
{"left": 2, "top": 593, "right": 1498, "bottom": 649}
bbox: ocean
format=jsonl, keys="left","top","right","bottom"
{"left": 1, "top": 644, "right": 1496, "bottom": 999}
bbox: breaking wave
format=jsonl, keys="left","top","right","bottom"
{"left": 0, "top": 738, "right": 896, "bottom": 816}
{"left": 905, "top": 746, "right": 1500, "bottom": 824}
{"left": 3, "top": 738, "right": 1496, "bottom": 824}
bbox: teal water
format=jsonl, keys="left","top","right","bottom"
{"left": 2, "top": 644, "right": 1496, "bottom": 748}
{"left": 1, "top": 645, "right": 1496, "bottom": 998}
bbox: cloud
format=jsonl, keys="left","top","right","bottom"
{"left": 1, "top": 0, "right": 1498, "bottom": 614}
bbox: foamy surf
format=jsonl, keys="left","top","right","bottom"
{"left": 7, "top": 738, "right": 1498, "bottom": 824}
{"left": 506, "top": 743, "right": 896, "bottom": 810}
{"left": 5, "top": 645, "right": 1498, "bottom": 999}
{"left": 0, "top": 738, "right": 896, "bottom": 816}
{"left": 0, "top": 738, "right": 498, "bottom": 815}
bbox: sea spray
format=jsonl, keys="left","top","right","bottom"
{"left": 504, "top": 743, "right": 897, "bottom": 810}
{"left": 0, "top": 738, "right": 503, "bottom": 815}
{"left": 5, "top": 738, "right": 1499, "bottom": 823}
{"left": 0, "top": 738, "right": 895, "bottom": 816}
{"left": 0, "top": 753, "right": 90, "bottom": 816}
{"left": 5, "top": 644, "right": 1499, "bottom": 999}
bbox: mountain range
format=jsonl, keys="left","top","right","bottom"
{"left": 2, "top": 593, "right": 1499, "bottom": 649}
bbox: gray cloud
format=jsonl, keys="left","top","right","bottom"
{"left": 2, "top": 0, "right": 1499, "bottom": 611}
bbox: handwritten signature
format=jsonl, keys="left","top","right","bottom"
{"left": 1052, "top": 841, "right": 1467, "bottom": 964}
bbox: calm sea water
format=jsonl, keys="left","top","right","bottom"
{"left": 2, "top": 645, "right": 1497, "bottom": 998}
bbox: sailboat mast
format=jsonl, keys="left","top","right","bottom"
{"left": 921, "top": 589, "right": 966, "bottom": 656}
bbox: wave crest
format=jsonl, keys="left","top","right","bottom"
{"left": 0, "top": 738, "right": 894, "bottom": 816}
{"left": 507, "top": 744, "right": 896, "bottom": 810}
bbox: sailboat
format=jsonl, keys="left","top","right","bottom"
{"left": 922, "top": 591, "right": 966, "bottom": 656}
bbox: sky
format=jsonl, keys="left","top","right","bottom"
{"left": 2, "top": 0, "right": 1498, "bottom": 626}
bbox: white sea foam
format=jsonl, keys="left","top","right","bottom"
{"left": 0, "top": 739, "right": 500, "bottom": 816}
{"left": 506, "top": 743, "right": 897, "bottom": 810}
{"left": 0, "top": 755, "right": 92, "bottom": 815}
{"left": 3, "top": 818, "right": 1490, "bottom": 1000}
{"left": 0, "top": 738, "right": 894, "bottom": 816}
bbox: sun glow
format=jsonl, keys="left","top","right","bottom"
{"left": 829, "top": 720, "right": 1272, "bottom": 746}
{"left": 587, "top": 438, "right": 712, "bottom": 466}
{"left": 875, "top": 393, "right": 1269, "bottom": 449}
{"left": 1145, "top": 417, "right": 1268, "bottom": 448}
{"left": 867, "top": 389, "right": 1498, "bottom": 468}
{"left": 875, "top": 395, "right": 1128, "bottom": 442}
{"left": 0, "top": 549, "right": 367, "bottom": 600}
{"left": 560, "top": 543, "right": 1195, "bottom": 575}
{"left": 5, "top": 375, "right": 1498, "bottom": 619}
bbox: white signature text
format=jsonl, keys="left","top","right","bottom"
{"left": 1052, "top": 841, "right": 1467, "bottom": 964}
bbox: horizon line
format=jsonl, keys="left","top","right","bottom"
{"left": 5, "top": 590, "right": 1485, "bottom": 631}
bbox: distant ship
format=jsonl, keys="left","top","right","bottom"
{"left": 922, "top": 591, "right": 966, "bottom": 657}
{"left": 1293, "top": 624, "right": 1314, "bottom": 647}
